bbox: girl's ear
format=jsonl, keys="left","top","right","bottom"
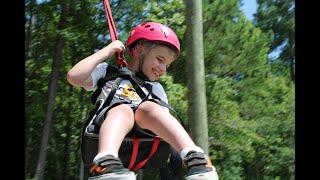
{"left": 130, "top": 44, "right": 143, "bottom": 58}
{"left": 135, "top": 43, "right": 145, "bottom": 54}
{"left": 137, "top": 43, "right": 144, "bottom": 50}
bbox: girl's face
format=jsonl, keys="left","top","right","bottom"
{"left": 141, "top": 44, "right": 176, "bottom": 81}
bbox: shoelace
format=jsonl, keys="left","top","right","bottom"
{"left": 90, "top": 164, "right": 107, "bottom": 174}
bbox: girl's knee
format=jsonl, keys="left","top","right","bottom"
{"left": 100, "top": 104, "right": 135, "bottom": 136}
{"left": 136, "top": 101, "right": 161, "bottom": 116}
{"left": 135, "top": 101, "right": 164, "bottom": 128}
{"left": 107, "top": 104, "right": 134, "bottom": 121}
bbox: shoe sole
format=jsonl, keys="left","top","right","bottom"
{"left": 186, "top": 170, "right": 219, "bottom": 180}
{"left": 88, "top": 171, "right": 136, "bottom": 180}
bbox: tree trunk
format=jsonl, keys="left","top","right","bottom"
{"left": 62, "top": 85, "right": 73, "bottom": 180}
{"left": 291, "top": 59, "right": 295, "bottom": 82}
{"left": 25, "top": 0, "right": 36, "bottom": 58}
{"left": 79, "top": 160, "right": 84, "bottom": 180}
{"left": 34, "top": 1, "right": 70, "bottom": 179}
{"left": 184, "top": 0, "right": 209, "bottom": 153}
{"left": 62, "top": 44, "right": 78, "bottom": 180}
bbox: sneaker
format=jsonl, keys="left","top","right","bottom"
{"left": 89, "top": 155, "right": 136, "bottom": 180}
{"left": 184, "top": 151, "right": 219, "bottom": 180}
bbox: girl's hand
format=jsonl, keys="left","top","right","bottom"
{"left": 105, "top": 40, "right": 126, "bottom": 55}
{"left": 67, "top": 40, "right": 126, "bottom": 88}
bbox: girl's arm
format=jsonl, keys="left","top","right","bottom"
{"left": 67, "top": 40, "right": 125, "bottom": 88}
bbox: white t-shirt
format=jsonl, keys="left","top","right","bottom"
{"left": 84, "top": 63, "right": 169, "bottom": 106}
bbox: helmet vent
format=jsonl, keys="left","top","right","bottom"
{"left": 150, "top": 28, "right": 154, "bottom": 31}
{"left": 145, "top": 24, "right": 151, "bottom": 28}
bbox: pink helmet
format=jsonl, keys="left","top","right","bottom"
{"left": 126, "top": 22, "right": 180, "bottom": 56}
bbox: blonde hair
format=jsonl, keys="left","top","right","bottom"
{"left": 128, "top": 39, "right": 178, "bottom": 60}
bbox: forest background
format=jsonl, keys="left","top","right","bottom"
{"left": 25, "top": 0, "right": 295, "bottom": 179}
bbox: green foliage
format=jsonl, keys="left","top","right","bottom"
{"left": 254, "top": 0, "right": 295, "bottom": 81}
{"left": 159, "top": 75, "right": 188, "bottom": 125}
{"left": 201, "top": 0, "right": 294, "bottom": 179}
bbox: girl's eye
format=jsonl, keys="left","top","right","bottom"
{"left": 157, "top": 57, "right": 170, "bottom": 69}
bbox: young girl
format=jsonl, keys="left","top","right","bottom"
{"left": 67, "top": 22, "right": 218, "bottom": 180}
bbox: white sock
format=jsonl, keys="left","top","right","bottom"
{"left": 180, "top": 146, "right": 204, "bottom": 159}
{"left": 93, "top": 151, "right": 119, "bottom": 163}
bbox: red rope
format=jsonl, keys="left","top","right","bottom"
{"left": 103, "top": 0, "right": 127, "bottom": 67}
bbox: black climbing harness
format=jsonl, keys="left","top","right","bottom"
{"left": 81, "top": 64, "right": 185, "bottom": 171}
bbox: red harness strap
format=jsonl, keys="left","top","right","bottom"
{"left": 127, "top": 137, "right": 140, "bottom": 170}
{"left": 102, "top": 0, "right": 127, "bottom": 67}
{"left": 128, "top": 137, "right": 161, "bottom": 171}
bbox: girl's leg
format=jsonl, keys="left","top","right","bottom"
{"left": 89, "top": 104, "right": 136, "bottom": 180}
{"left": 98, "top": 104, "right": 135, "bottom": 156}
{"left": 134, "top": 101, "right": 196, "bottom": 153}
{"left": 134, "top": 101, "right": 219, "bottom": 180}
